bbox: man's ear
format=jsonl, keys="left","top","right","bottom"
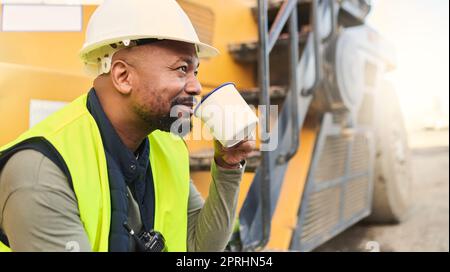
{"left": 110, "top": 60, "right": 133, "bottom": 95}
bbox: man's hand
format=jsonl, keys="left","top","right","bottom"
{"left": 214, "top": 139, "right": 256, "bottom": 169}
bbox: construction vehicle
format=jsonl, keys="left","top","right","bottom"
{"left": 0, "top": 0, "right": 412, "bottom": 251}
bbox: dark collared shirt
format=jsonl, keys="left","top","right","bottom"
{"left": 87, "top": 89, "right": 155, "bottom": 250}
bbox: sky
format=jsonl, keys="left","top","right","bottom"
{"left": 367, "top": 0, "right": 449, "bottom": 130}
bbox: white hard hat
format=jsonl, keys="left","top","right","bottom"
{"left": 80, "top": 0, "right": 219, "bottom": 76}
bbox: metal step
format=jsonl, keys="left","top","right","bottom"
{"left": 200, "top": 86, "right": 287, "bottom": 106}
{"left": 190, "top": 148, "right": 261, "bottom": 172}
{"left": 250, "top": 0, "right": 312, "bottom": 28}
{"left": 228, "top": 31, "right": 309, "bottom": 63}
{"left": 228, "top": 30, "right": 309, "bottom": 86}
{"left": 239, "top": 86, "right": 288, "bottom": 105}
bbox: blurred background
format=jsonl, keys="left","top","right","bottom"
{"left": 317, "top": 0, "right": 449, "bottom": 252}
{"left": 369, "top": 0, "right": 449, "bottom": 147}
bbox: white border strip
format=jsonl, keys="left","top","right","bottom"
{"left": 1, "top": 0, "right": 103, "bottom": 4}
{"left": 1, "top": 4, "right": 83, "bottom": 32}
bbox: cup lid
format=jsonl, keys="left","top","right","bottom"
{"left": 194, "top": 82, "right": 236, "bottom": 116}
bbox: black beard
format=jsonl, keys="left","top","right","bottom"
{"left": 151, "top": 96, "right": 195, "bottom": 137}
{"left": 157, "top": 115, "right": 192, "bottom": 136}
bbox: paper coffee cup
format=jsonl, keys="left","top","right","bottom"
{"left": 194, "top": 83, "right": 258, "bottom": 148}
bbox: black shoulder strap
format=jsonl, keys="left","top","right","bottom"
{"left": 0, "top": 137, "right": 73, "bottom": 190}
{"left": 0, "top": 137, "right": 73, "bottom": 248}
{"left": 0, "top": 230, "right": 8, "bottom": 248}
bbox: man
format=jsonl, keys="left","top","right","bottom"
{"left": 0, "top": 0, "right": 254, "bottom": 252}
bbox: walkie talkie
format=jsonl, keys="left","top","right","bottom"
{"left": 123, "top": 222, "right": 167, "bottom": 252}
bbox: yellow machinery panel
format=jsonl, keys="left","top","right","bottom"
{"left": 0, "top": 5, "right": 96, "bottom": 74}
{"left": 267, "top": 128, "right": 317, "bottom": 250}
{"left": 0, "top": 5, "right": 97, "bottom": 144}
{"left": 0, "top": 63, "right": 91, "bottom": 144}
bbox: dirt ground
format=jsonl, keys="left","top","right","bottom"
{"left": 315, "top": 130, "right": 449, "bottom": 252}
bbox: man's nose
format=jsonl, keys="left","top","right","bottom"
{"left": 185, "top": 75, "right": 202, "bottom": 96}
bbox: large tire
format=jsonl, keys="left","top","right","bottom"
{"left": 366, "top": 81, "right": 413, "bottom": 224}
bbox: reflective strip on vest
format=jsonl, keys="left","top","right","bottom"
{"left": 0, "top": 94, "right": 189, "bottom": 252}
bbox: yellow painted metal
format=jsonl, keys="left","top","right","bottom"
{"left": 0, "top": 5, "right": 96, "bottom": 144}
{"left": 267, "top": 127, "right": 317, "bottom": 250}
{"left": 0, "top": 5, "right": 97, "bottom": 75}
{"left": 0, "top": 63, "right": 92, "bottom": 145}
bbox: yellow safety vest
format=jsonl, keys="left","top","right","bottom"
{"left": 0, "top": 94, "right": 190, "bottom": 252}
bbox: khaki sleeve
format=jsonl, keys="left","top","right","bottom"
{"left": 0, "top": 150, "right": 91, "bottom": 252}
{"left": 187, "top": 159, "right": 245, "bottom": 252}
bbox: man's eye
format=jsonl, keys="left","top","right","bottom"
{"left": 194, "top": 70, "right": 199, "bottom": 76}
{"left": 177, "top": 66, "right": 188, "bottom": 73}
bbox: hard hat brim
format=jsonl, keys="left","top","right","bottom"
{"left": 80, "top": 35, "right": 219, "bottom": 62}
{"left": 196, "top": 41, "right": 220, "bottom": 59}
